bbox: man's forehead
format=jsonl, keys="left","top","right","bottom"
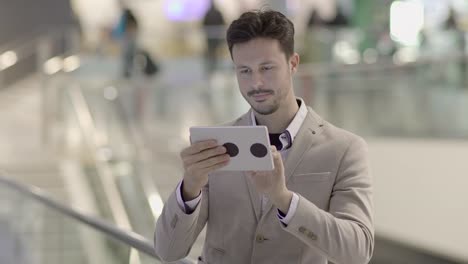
{"left": 234, "top": 60, "right": 277, "bottom": 68}
{"left": 232, "top": 38, "right": 281, "bottom": 53}
{"left": 232, "top": 39, "right": 285, "bottom": 65}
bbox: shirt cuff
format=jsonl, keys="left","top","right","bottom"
{"left": 277, "top": 192, "right": 299, "bottom": 225}
{"left": 176, "top": 181, "right": 202, "bottom": 214}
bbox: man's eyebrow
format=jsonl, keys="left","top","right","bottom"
{"left": 260, "top": 61, "right": 276, "bottom": 65}
{"left": 236, "top": 61, "right": 276, "bottom": 69}
{"left": 235, "top": 65, "right": 250, "bottom": 69}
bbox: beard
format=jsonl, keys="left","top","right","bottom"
{"left": 252, "top": 100, "right": 280, "bottom": 115}
{"left": 245, "top": 89, "right": 280, "bottom": 115}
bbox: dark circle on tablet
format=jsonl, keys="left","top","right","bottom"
{"left": 250, "top": 143, "right": 268, "bottom": 158}
{"left": 223, "top": 143, "right": 239, "bottom": 157}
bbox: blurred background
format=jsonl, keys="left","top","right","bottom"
{"left": 1, "top": 0, "right": 467, "bottom": 263}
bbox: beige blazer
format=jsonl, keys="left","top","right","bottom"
{"left": 155, "top": 107, "right": 374, "bottom": 264}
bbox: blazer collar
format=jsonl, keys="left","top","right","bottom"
{"left": 233, "top": 109, "right": 253, "bottom": 126}
{"left": 250, "top": 98, "right": 308, "bottom": 150}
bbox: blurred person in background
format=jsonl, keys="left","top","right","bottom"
{"left": 202, "top": 1, "right": 226, "bottom": 76}
{"left": 303, "top": 4, "right": 351, "bottom": 64}
{"left": 302, "top": 8, "right": 324, "bottom": 63}
{"left": 113, "top": 8, "right": 139, "bottom": 78}
{"left": 444, "top": 7, "right": 465, "bottom": 56}
{"left": 112, "top": 7, "right": 159, "bottom": 124}
{"left": 155, "top": 9, "right": 374, "bottom": 264}
{"left": 444, "top": 8, "right": 467, "bottom": 87}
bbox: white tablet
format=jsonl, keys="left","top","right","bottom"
{"left": 189, "top": 126, "right": 274, "bottom": 171}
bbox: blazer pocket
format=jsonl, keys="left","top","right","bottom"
{"left": 205, "top": 247, "right": 224, "bottom": 264}
{"left": 292, "top": 172, "right": 331, "bottom": 182}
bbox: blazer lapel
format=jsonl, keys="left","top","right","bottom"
{"left": 244, "top": 172, "right": 262, "bottom": 222}
{"left": 283, "top": 110, "right": 320, "bottom": 184}
{"left": 261, "top": 107, "right": 324, "bottom": 218}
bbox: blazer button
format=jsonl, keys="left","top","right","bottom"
{"left": 307, "top": 232, "right": 318, "bottom": 240}
{"left": 298, "top": 226, "right": 306, "bottom": 234}
{"left": 256, "top": 234, "right": 266, "bottom": 243}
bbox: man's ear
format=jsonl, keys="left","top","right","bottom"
{"left": 290, "top": 52, "right": 300, "bottom": 73}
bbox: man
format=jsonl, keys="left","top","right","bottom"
{"left": 155, "top": 10, "right": 374, "bottom": 264}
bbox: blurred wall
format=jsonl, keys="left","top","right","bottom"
{"left": 370, "top": 138, "right": 468, "bottom": 262}
{"left": 0, "top": 0, "right": 75, "bottom": 46}
{"left": 0, "top": 0, "right": 76, "bottom": 86}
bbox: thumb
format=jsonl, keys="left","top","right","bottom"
{"left": 270, "top": 146, "right": 282, "bottom": 168}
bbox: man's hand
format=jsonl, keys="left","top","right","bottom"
{"left": 247, "top": 146, "right": 293, "bottom": 213}
{"left": 181, "top": 140, "right": 230, "bottom": 200}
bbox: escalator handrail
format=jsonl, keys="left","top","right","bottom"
{"left": 0, "top": 173, "right": 160, "bottom": 259}
{"left": 297, "top": 52, "right": 468, "bottom": 77}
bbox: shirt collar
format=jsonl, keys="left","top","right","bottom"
{"left": 250, "top": 98, "right": 308, "bottom": 149}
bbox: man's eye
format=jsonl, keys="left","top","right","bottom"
{"left": 262, "top": 66, "right": 273, "bottom": 71}
{"left": 240, "top": 69, "right": 250, "bottom": 74}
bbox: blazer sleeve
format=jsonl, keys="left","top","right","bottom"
{"left": 282, "top": 136, "right": 374, "bottom": 264}
{"left": 154, "top": 184, "right": 209, "bottom": 262}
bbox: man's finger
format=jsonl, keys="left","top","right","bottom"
{"left": 184, "top": 146, "right": 226, "bottom": 165}
{"left": 200, "top": 158, "right": 230, "bottom": 174}
{"left": 196, "top": 154, "right": 230, "bottom": 170}
{"left": 270, "top": 146, "right": 283, "bottom": 170}
{"left": 181, "top": 140, "right": 218, "bottom": 156}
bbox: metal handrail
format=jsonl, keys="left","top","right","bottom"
{"left": 0, "top": 26, "right": 79, "bottom": 91}
{"left": 0, "top": 26, "right": 72, "bottom": 54}
{"left": 0, "top": 174, "right": 158, "bottom": 259}
{"left": 297, "top": 52, "right": 468, "bottom": 77}
{"left": 0, "top": 81, "right": 195, "bottom": 263}
{"left": 0, "top": 28, "right": 43, "bottom": 55}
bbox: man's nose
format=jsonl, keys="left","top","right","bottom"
{"left": 251, "top": 71, "right": 264, "bottom": 89}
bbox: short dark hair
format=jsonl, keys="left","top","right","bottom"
{"left": 226, "top": 10, "right": 295, "bottom": 59}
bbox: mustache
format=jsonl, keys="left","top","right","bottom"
{"left": 247, "top": 89, "right": 274, "bottom": 97}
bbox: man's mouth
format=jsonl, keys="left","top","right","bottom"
{"left": 249, "top": 90, "right": 273, "bottom": 102}
{"left": 252, "top": 93, "right": 271, "bottom": 101}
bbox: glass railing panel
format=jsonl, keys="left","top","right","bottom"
{"left": 70, "top": 56, "right": 468, "bottom": 143}
{"left": 87, "top": 84, "right": 156, "bottom": 239}
{"left": 69, "top": 79, "right": 203, "bottom": 261}
{"left": 294, "top": 61, "right": 468, "bottom": 139}
{"left": 0, "top": 181, "right": 161, "bottom": 264}
{"left": 58, "top": 53, "right": 468, "bottom": 141}
{"left": 69, "top": 44, "right": 467, "bottom": 137}
{"left": 56, "top": 78, "right": 158, "bottom": 241}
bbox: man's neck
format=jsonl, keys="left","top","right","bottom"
{"left": 255, "top": 98, "right": 299, "bottom": 133}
